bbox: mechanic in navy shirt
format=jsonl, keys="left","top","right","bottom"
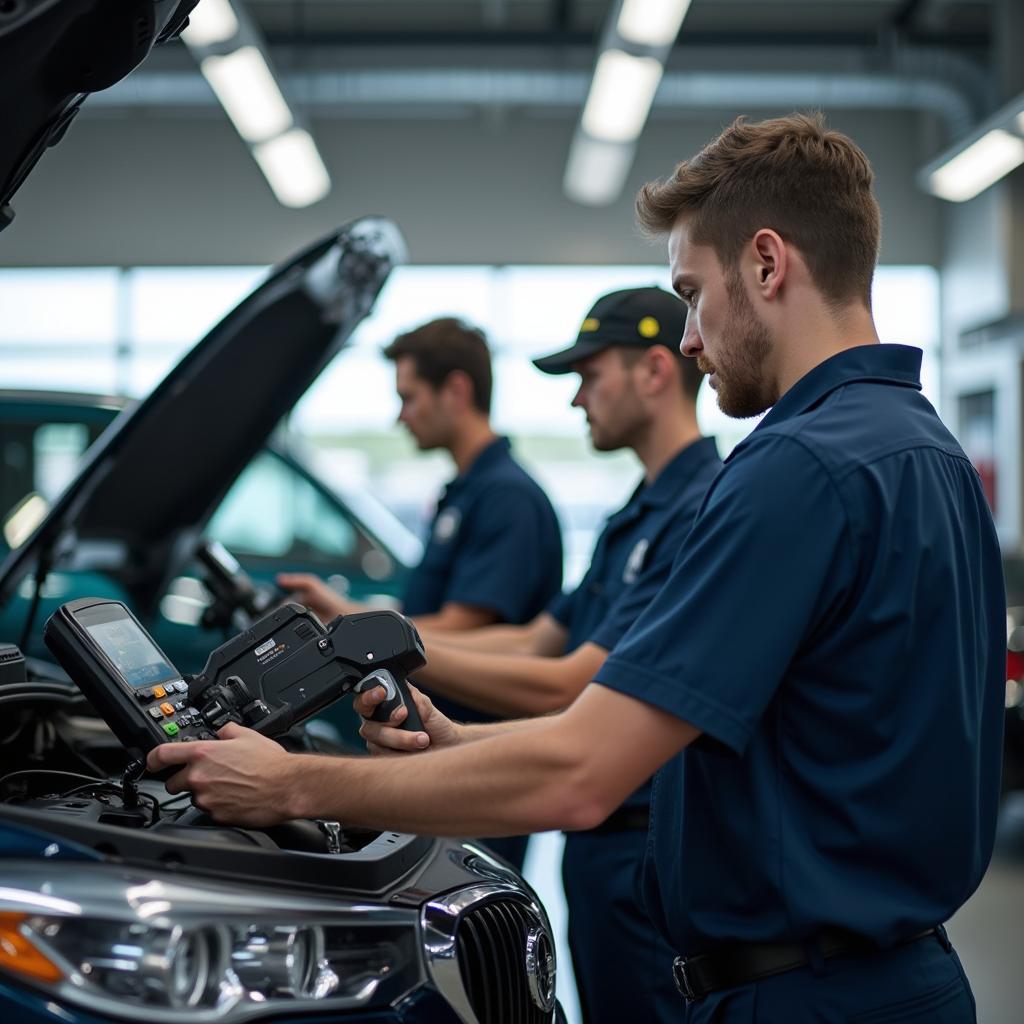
{"left": 156, "top": 114, "right": 1004, "bottom": 1023}
{"left": 406, "top": 287, "right": 719, "bottom": 1023}
{"left": 283, "top": 317, "right": 561, "bottom": 638}
{"left": 280, "top": 317, "right": 561, "bottom": 867}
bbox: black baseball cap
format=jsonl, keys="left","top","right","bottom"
{"left": 532, "top": 286, "right": 687, "bottom": 375}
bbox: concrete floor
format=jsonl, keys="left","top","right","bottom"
{"left": 524, "top": 801, "right": 1024, "bottom": 1024}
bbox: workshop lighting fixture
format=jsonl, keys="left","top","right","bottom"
{"left": 182, "top": 0, "right": 331, "bottom": 208}
{"left": 928, "top": 130, "right": 1024, "bottom": 203}
{"left": 564, "top": 0, "right": 691, "bottom": 206}
{"left": 180, "top": 0, "right": 239, "bottom": 47}
{"left": 581, "top": 50, "right": 664, "bottom": 144}
{"left": 200, "top": 46, "right": 293, "bottom": 143}
{"left": 253, "top": 128, "right": 332, "bottom": 208}
{"left": 617, "top": 0, "right": 693, "bottom": 47}
{"left": 563, "top": 134, "right": 637, "bottom": 206}
{"left": 919, "top": 90, "right": 1024, "bottom": 203}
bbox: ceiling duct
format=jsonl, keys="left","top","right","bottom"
{"left": 91, "top": 64, "right": 978, "bottom": 139}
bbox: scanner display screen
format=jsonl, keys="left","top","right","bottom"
{"left": 85, "top": 618, "right": 177, "bottom": 688}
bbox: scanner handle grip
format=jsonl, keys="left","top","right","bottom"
{"left": 354, "top": 670, "right": 424, "bottom": 733}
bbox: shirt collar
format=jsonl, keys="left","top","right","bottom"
{"left": 631, "top": 436, "right": 720, "bottom": 511}
{"left": 447, "top": 435, "right": 511, "bottom": 491}
{"left": 754, "top": 344, "right": 922, "bottom": 436}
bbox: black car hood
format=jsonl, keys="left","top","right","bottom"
{"left": 1, "top": 0, "right": 198, "bottom": 232}
{"left": 0, "top": 217, "right": 407, "bottom": 611}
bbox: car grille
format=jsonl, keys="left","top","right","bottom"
{"left": 455, "top": 896, "right": 554, "bottom": 1024}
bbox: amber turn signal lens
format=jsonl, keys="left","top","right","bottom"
{"left": 0, "top": 912, "right": 63, "bottom": 983}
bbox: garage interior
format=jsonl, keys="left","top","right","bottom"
{"left": 2, "top": 2, "right": 1024, "bottom": 1022}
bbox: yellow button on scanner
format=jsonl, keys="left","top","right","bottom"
{"left": 152, "top": 686, "right": 166, "bottom": 699}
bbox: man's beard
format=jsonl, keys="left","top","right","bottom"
{"left": 701, "top": 273, "right": 775, "bottom": 419}
{"left": 587, "top": 394, "right": 644, "bottom": 453}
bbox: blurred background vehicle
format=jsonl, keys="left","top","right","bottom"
{"left": 0, "top": 388, "right": 419, "bottom": 671}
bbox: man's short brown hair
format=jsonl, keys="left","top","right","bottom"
{"left": 384, "top": 317, "right": 492, "bottom": 414}
{"left": 636, "top": 112, "right": 881, "bottom": 309}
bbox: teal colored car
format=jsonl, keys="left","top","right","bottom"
{"left": 0, "top": 221, "right": 424, "bottom": 747}
{"left": 0, "top": 388, "right": 419, "bottom": 677}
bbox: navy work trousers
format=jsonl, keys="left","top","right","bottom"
{"left": 680, "top": 929, "right": 976, "bottom": 1023}
{"left": 562, "top": 828, "right": 681, "bottom": 1024}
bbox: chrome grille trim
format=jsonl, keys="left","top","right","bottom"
{"left": 421, "top": 881, "right": 556, "bottom": 1024}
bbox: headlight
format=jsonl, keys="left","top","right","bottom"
{"left": 0, "top": 862, "right": 423, "bottom": 1022}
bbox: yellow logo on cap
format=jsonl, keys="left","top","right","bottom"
{"left": 581, "top": 318, "right": 600, "bottom": 333}
{"left": 638, "top": 317, "right": 660, "bottom": 338}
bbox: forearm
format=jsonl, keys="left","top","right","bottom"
{"left": 409, "top": 604, "right": 498, "bottom": 632}
{"left": 290, "top": 711, "right": 611, "bottom": 835}
{"left": 416, "top": 643, "right": 599, "bottom": 717}
{"left": 418, "top": 621, "right": 531, "bottom": 653}
{"left": 151, "top": 686, "right": 701, "bottom": 834}
{"left": 456, "top": 715, "right": 548, "bottom": 742}
{"left": 417, "top": 614, "right": 567, "bottom": 656}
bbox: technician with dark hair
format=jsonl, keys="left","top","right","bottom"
{"left": 154, "top": 114, "right": 1003, "bottom": 1023}
{"left": 285, "top": 317, "right": 562, "bottom": 638}
{"left": 281, "top": 316, "right": 562, "bottom": 866}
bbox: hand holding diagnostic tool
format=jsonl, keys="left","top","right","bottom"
{"left": 43, "top": 598, "right": 425, "bottom": 767}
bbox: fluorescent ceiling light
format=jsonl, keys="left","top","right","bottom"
{"left": 564, "top": 134, "right": 635, "bottom": 206}
{"left": 928, "top": 129, "right": 1024, "bottom": 203}
{"left": 181, "top": 0, "right": 239, "bottom": 47}
{"left": 253, "top": 128, "right": 331, "bottom": 208}
{"left": 581, "top": 49, "right": 663, "bottom": 143}
{"left": 617, "top": 0, "right": 693, "bottom": 47}
{"left": 200, "top": 46, "right": 293, "bottom": 143}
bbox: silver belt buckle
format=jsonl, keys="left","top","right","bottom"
{"left": 672, "top": 955, "right": 699, "bottom": 1002}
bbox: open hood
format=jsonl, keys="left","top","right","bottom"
{"left": 0, "top": 0, "right": 199, "bottom": 232}
{"left": 0, "top": 217, "right": 407, "bottom": 611}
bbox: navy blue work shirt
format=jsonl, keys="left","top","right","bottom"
{"left": 404, "top": 436, "right": 562, "bottom": 722}
{"left": 549, "top": 436, "right": 721, "bottom": 807}
{"left": 594, "top": 344, "right": 1006, "bottom": 955}
{"left": 550, "top": 436, "right": 721, "bottom": 654}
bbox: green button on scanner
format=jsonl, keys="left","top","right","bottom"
{"left": 162, "top": 722, "right": 180, "bottom": 737}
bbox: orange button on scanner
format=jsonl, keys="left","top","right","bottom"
{"left": 152, "top": 686, "right": 166, "bottom": 699}
{"left": 160, "top": 702, "right": 175, "bottom": 716}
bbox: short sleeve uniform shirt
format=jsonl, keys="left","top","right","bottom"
{"left": 403, "top": 436, "right": 563, "bottom": 722}
{"left": 548, "top": 436, "right": 721, "bottom": 807}
{"left": 594, "top": 345, "right": 1005, "bottom": 954}
{"left": 548, "top": 436, "right": 721, "bottom": 654}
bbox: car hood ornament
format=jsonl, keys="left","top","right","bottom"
{"left": 525, "top": 924, "right": 556, "bottom": 1013}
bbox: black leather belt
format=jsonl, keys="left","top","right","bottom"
{"left": 574, "top": 805, "right": 650, "bottom": 834}
{"left": 672, "top": 926, "right": 943, "bottom": 1002}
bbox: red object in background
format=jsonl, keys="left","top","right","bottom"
{"left": 1007, "top": 648, "right": 1024, "bottom": 681}
{"left": 973, "top": 458, "right": 997, "bottom": 515}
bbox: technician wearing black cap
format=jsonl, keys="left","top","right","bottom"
{"left": 401, "top": 286, "right": 721, "bottom": 1023}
